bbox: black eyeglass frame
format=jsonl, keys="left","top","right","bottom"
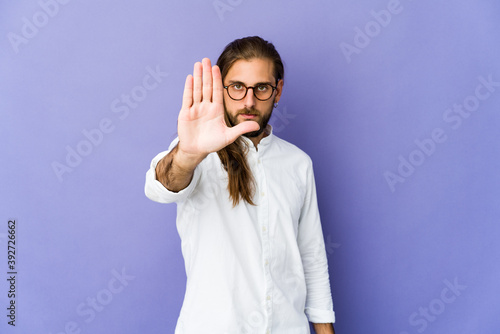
{"left": 223, "top": 81, "right": 279, "bottom": 101}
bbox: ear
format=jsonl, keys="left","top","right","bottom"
{"left": 274, "top": 79, "right": 284, "bottom": 103}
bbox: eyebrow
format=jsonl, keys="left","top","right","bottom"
{"left": 226, "top": 80, "right": 275, "bottom": 86}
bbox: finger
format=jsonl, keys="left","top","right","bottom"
{"left": 202, "top": 58, "right": 212, "bottom": 102}
{"left": 226, "top": 121, "right": 260, "bottom": 143}
{"left": 193, "top": 62, "right": 202, "bottom": 103}
{"left": 181, "top": 74, "right": 193, "bottom": 111}
{"left": 212, "top": 65, "right": 223, "bottom": 105}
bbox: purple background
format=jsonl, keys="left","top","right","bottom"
{"left": 1, "top": 0, "right": 500, "bottom": 333}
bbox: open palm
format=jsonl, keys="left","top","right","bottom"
{"left": 177, "top": 58, "right": 259, "bottom": 157}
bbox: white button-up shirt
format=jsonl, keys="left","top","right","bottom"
{"left": 145, "top": 127, "right": 335, "bottom": 334}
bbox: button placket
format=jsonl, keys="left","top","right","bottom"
{"left": 255, "top": 151, "right": 273, "bottom": 333}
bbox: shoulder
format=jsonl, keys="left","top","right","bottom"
{"left": 270, "top": 135, "right": 313, "bottom": 165}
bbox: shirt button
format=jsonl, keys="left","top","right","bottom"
{"left": 262, "top": 226, "right": 266, "bottom": 232}
{"left": 266, "top": 295, "right": 271, "bottom": 301}
{"left": 261, "top": 192, "right": 265, "bottom": 197}
{"left": 265, "top": 259, "right": 269, "bottom": 265}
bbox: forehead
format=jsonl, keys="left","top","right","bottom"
{"left": 225, "top": 58, "right": 275, "bottom": 84}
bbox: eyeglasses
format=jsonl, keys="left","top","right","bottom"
{"left": 223, "top": 82, "right": 277, "bottom": 101}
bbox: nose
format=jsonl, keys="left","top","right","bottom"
{"left": 243, "top": 87, "right": 256, "bottom": 109}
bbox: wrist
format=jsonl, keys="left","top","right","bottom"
{"left": 313, "top": 323, "right": 335, "bottom": 334}
{"left": 174, "top": 145, "right": 207, "bottom": 171}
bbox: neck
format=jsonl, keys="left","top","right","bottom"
{"left": 247, "top": 127, "right": 270, "bottom": 149}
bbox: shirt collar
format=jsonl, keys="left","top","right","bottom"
{"left": 241, "top": 125, "right": 274, "bottom": 152}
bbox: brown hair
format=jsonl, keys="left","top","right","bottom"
{"left": 216, "top": 36, "right": 285, "bottom": 206}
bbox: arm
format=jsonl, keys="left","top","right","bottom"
{"left": 154, "top": 58, "right": 259, "bottom": 192}
{"left": 155, "top": 144, "right": 205, "bottom": 192}
{"left": 297, "top": 159, "right": 336, "bottom": 325}
{"left": 313, "top": 323, "right": 335, "bottom": 334}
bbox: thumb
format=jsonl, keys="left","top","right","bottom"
{"left": 225, "top": 121, "right": 260, "bottom": 143}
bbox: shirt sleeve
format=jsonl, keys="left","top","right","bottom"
{"left": 297, "top": 158, "right": 336, "bottom": 324}
{"left": 144, "top": 138, "right": 202, "bottom": 204}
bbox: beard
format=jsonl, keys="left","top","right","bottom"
{"left": 225, "top": 105, "right": 273, "bottom": 138}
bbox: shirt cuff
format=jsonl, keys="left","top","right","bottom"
{"left": 305, "top": 307, "right": 336, "bottom": 324}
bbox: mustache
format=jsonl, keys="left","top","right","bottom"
{"left": 237, "top": 108, "right": 259, "bottom": 116}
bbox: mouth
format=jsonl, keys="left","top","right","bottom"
{"left": 239, "top": 113, "right": 258, "bottom": 120}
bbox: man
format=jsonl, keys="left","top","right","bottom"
{"left": 145, "top": 36, "right": 336, "bottom": 334}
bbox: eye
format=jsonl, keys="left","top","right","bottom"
{"left": 257, "top": 84, "right": 269, "bottom": 92}
{"left": 232, "top": 84, "right": 244, "bottom": 90}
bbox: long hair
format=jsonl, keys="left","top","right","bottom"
{"left": 216, "top": 36, "right": 285, "bottom": 206}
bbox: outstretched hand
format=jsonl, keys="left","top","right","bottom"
{"left": 177, "top": 58, "right": 259, "bottom": 160}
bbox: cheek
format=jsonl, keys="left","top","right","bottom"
{"left": 260, "top": 102, "right": 274, "bottom": 116}
{"left": 224, "top": 105, "right": 238, "bottom": 120}
{"left": 223, "top": 100, "right": 234, "bottom": 114}
{"left": 223, "top": 97, "right": 238, "bottom": 111}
